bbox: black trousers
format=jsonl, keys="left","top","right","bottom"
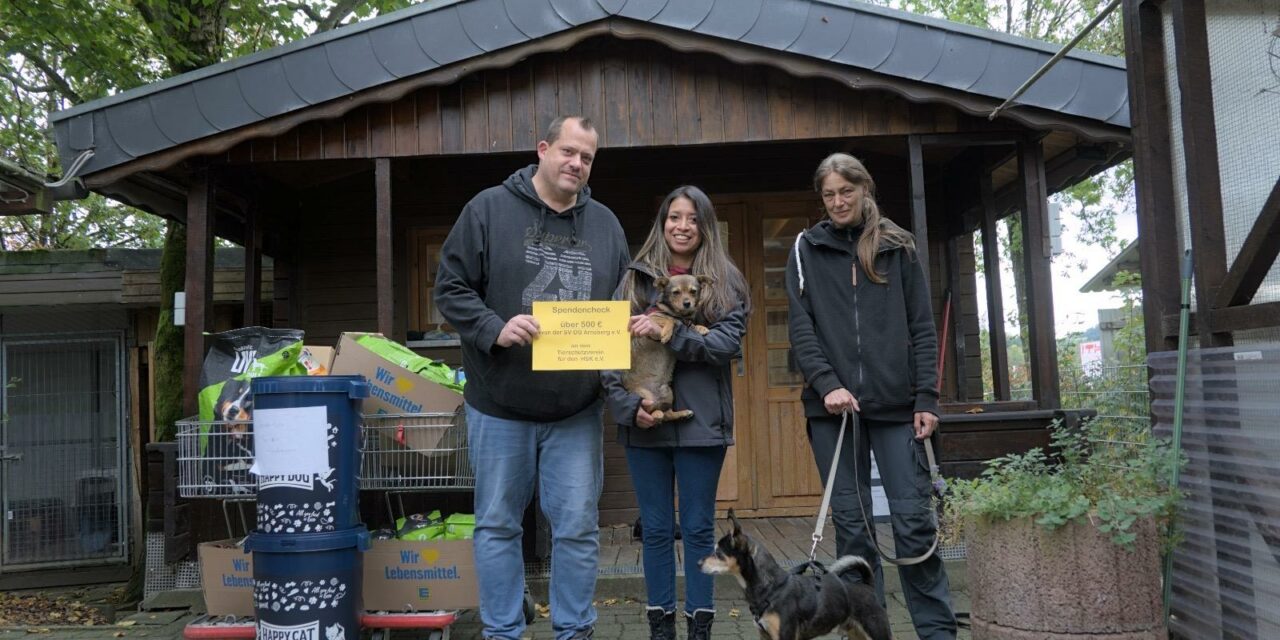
{"left": 807, "top": 413, "right": 957, "bottom": 640}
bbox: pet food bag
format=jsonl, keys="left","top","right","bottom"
{"left": 353, "top": 334, "right": 464, "bottom": 392}
{"left": 196, "top": 327, "right": 307, "bottom": 492}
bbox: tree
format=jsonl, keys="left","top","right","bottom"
{"left": 884, "top": 0, "right": 1139, "bottom": 404}
{"left": 3, "top": 0, "right": 414, "bottom": 601}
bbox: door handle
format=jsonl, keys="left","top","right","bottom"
{"left": 0, "top": 453, "right": 21, "bottom": 462}
{"left": 736, "top": 356, "right": 745, "bottom": 377}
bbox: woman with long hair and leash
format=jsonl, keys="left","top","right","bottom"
{"left": 785, "top": 153, "right": 957, "bottom": 640}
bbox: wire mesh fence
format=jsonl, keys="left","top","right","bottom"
{"left": 1060, "top": 364, "right": 1151, "bottom": 430}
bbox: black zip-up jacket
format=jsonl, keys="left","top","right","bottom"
{"left": 785, "top": 220, "right": 939, "bottom": 422}
{"left": 434, "top": 165, "right": 630, "bottom": 422}
{"left": 602, "top": 263, "right": 747, "bottom": 447}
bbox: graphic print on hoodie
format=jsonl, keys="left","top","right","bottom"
{"left": 434, "top": 165, "right": 630, "bottom": 422}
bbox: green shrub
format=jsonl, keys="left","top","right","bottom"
{"left": 943, "top": 416, "right": 1183, "bottom": 552}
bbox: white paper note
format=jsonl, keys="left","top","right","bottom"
{"left": 249, "top": 405, "right": 330, "bottom": 477}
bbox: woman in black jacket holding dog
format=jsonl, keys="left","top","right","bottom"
{"left": 785, "top": 154, "right": 957, "bottom": 640}
{"left": 603, "top": 185, "right": 749, "bottom": 640}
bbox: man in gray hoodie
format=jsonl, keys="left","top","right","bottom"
{"left": 434, "top": 116, "right": 630, "bottom": 640}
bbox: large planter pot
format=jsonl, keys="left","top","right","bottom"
{"left": 967, "top": 516, "right": 1166, "bottom": 640}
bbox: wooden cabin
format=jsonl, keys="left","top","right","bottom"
{"left": 46, "top": 0, "right": 1130, "bottom": 527}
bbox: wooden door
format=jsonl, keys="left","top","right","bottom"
{"left": 715, "top": 194, "right": 826, "bottom": 515}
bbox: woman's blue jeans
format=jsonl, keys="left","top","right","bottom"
{"left": 624, "top": 445, "right": 726, "bottom": 613}
{"left": 466, "top": 401, "right": 604, "bottom": 640}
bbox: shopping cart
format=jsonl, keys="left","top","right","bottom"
{"left": 360, "top": 410, "right": 474, "bottom": 639}
{"left": 360, "top": 411, "right": 473, "bottom": 521}
{"left": 179, "top": 410, "right": 476, "bottom": 640}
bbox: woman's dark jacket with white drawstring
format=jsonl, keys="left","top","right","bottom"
{"left": 603, "top": 262, "right": 748, "bottom": 447}
{"left": 785, "top": 220, "right": 939, "bottom": 422}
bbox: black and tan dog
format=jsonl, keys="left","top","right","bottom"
{"left": 701, "top": 510, "right": 892, "bottom": 640}
{"left": 621, "top": 273, "right": 711, "bottom": 426}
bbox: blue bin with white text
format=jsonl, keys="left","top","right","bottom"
{"left": 245, "top": 527, "right": 369, "bottom": 640}
{"left": 251, "top": 375, "right": 369, "bottom": 534}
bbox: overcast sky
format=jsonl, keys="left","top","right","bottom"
{"left": 974, "top": 199, "right": 1140, "bottom": 337}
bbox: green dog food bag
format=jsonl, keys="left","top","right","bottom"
{"left": 354, "top": 334, "right": 464, "bottom": 392}
{"left": 194, "top": 327, "right": 306, "bottom": 493}
{"left": 444, "top": 513, "right": 476, "bottom": 540}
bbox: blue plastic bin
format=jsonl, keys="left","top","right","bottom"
{"left": 245, "top": 527, "right": 370, "bottom": 640}
{"left": 251, "top": 375, "right": 369, "bottom": 534}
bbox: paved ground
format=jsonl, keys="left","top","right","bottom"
{"left": 0, "top": 520, "right": 969, "bottom": 638}
{"left": 0, "top": 565, "right": 970, "bottom": 639}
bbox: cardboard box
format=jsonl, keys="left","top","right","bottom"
{"left": 330, "top": 333, "right": 463, "bottom": 417}
{"left": 199, "top": 539, "right": 254, "bottom": 616}
{"left": 331, "top": 333, "right": 466, "bottom": 474}
{"left": 301, "top": 345, "right": 334, "bottom": 375}
{"left": 362, "top": 538, "right": 478, "bottom": 611}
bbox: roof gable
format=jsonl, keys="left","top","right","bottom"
{"left": 51, "top": 0, "right": 1129, "bottom": 179}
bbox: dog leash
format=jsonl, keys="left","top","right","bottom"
{"left": 808, "top": 411, "right": 941, "bottom": 566}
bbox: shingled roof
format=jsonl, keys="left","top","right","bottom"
{"left": 50, "top": 0, "right": 1129, "bottom": 179}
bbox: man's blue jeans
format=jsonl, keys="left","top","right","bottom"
{"left": 624, "top": 445, "right": 726, "bottom": 614}
{"left": 466, "top": 401, "right": 604, "bottom": 640}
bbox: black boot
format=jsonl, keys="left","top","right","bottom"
{"left": 646, "top": 607, "right": 676, "bottom": 640}
{"left": 685, "top": 609, "right": 714, "bottom": 640}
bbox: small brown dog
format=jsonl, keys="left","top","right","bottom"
{"left": 622, "top": 274, "right": 711, "bottom": 426}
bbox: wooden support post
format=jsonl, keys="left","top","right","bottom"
{"left": 980, "top": 171, "right": 1011, "bottom": 401}
{"left": 945, "top": 233, "right": 968, "bottom": 402}
{"left": 243, "top": 205, "right": 262, "bottom": 327}
{"left": 1017, "top": 137, "right": 1060, "bottom": 410}
{"left": 1172, "top": 0, "right": 1230, "bottom": 347}
{"left": 375, "top": 158, "right": 394, "bottom": 337}
{"left": 183, "top": 172, "right": 214, "bottom": 417}
{"left": 907, "top": 136, "right": 931, "bottom": 289}
{"left": 1123, "top": 0, "right": 1183, "bottom": 354}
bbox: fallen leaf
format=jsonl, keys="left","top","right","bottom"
{"left": 116, "top": 621, "right": 137, "bottom": 627}
{"left": 113, "top": 632, "right": 125, "bottom": 638}
{"left": 601, "top": 598, "right": 618, "bottom": 606}
{"left": 729, "top": 608, "right": 740, "bottom": 618}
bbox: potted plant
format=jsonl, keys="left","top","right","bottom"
{"left": 943, "top": 417, "right": 1182, "bottom": 639}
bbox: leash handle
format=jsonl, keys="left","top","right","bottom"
{"left": 809, "top": 410, "right": 848, "bottom": 562}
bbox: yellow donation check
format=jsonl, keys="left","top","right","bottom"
{"left": 531, "top": 300, "right": 631, "bottom": 371}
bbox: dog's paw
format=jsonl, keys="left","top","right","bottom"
{"left": 659, "top": 324, "right": 676, "bottom": 343}
{"left": 693, "top": 325, "right": 710, "bottom": 336}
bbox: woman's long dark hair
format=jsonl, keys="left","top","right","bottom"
{"left": 621, "top": 185, "right": 750, "bottom": 322}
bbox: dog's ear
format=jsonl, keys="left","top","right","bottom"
{"left": 727, "top": 508, "right": 742, "bottom": 535}
{"left": 696, "top": 275, "right": 713, "bottom": 286}
{"left": 655, "top": 276, "right": 670, "bottom": 290}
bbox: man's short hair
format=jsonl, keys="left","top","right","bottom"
{"left": 544, "top": 116, "right": 596, "bottom": 145}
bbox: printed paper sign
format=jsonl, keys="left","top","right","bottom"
{"left": 249, "top": 405, "right": 330, "bottom": 477}
{"left": 531, "top": 301, "right": 630, "bottom": 371}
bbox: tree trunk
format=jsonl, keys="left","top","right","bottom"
{"left": 154, "top": 221, "right": 188, "bottom": 441}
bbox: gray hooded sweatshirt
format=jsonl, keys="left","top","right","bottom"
{"left": 434, "top": 165, "right": 630, "bottom": 422}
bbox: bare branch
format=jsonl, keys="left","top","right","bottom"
{"left": 285, "top": 1, "right": 324, "bottom": 25}
{"left": 316, "top": 0, "right": 367, "bottom": 33}
{"left": 16, "top": 47, "right": 83, "bottom": 103}
{"left": 0, "top": 70, "right": 54, "bottom": 95}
